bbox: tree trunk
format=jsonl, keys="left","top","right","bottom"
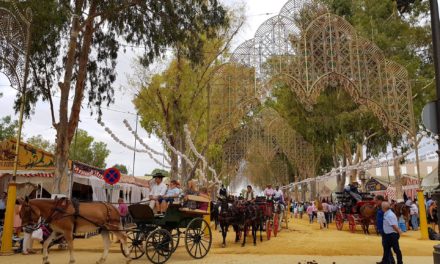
{"left": 392, "top": 144, "right": 403, "bottom": 200}
{"left": 180, "top": 132, "right": 189, "bottom": 183}
{"left": 170, "top": 150, "right": 178, "bottom": 180}
{"left": 336, "top": 156, "right": 347, "bottom": 192}
{"left": 53, "top": 126, "right": 70, "bottom": 194}
{"left": 310, "top": 180, "right": 317, "bottom": 200}
{"left": 52, "top": 1, "right": 83, "bottom": 194}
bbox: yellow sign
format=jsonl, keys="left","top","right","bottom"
{"left": 0, "top": 139, "right": 55, "bottom": 171}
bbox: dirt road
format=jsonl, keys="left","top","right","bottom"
{"left": 1, "top": 216, "right": 436, "bottom": 263}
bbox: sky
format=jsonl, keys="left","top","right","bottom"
{"left": 0, "top": 0, "right": 290, "bottom": 176}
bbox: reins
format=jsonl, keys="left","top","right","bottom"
{"left": 23, "top": 199, "right": 124, "bottom": 234}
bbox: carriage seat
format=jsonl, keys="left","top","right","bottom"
{"left": 178, "top": 195, "right": 210, "bottom": 215}
{"left": 179, "top": 208, "right": 209, "bottom": 215}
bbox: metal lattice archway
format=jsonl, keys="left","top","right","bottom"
{"left": 221, "top": 107, "right": 316, "bottom": 186}
{"left": 231, "top": 0, "right": 415, "bottom": 137}
{"left": 0, "top": 5, "right": 31, "bottom": 90}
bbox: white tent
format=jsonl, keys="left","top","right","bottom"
{"left": 422, "top": 167, "right": 439, "bottom": 192}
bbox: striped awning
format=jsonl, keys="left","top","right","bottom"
{"left": 18, "top": 172, "right": 54, "bottom": 178}
{"left": 0, "top": 171, "right": 54, "bottom": 179}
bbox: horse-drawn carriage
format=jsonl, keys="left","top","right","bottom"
{"left": 334, "top": 191, "right": 376, "bottom": 234}
{"left": 255, "top": 196, "right": 285, "bottom": 239}
{"left": 122, "top": 196, "right": 212, "bottom": 264}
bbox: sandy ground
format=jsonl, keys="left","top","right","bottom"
{"left": 0, "top": 216, "right": 438, "bottom": 263}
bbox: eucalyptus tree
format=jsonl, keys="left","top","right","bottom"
{"left": 2, "top": 0, "right": 228, "bottom": 193}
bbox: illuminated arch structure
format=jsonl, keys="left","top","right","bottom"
{"left": 0, "top": 5, "right": 31, "bottom": 90}
{"left": 221, "top": 107, "right": 316, "bottom": 187}
{"left": 231, "top": 0, "right": 415, "bottom": 136}
{"left": 219, "top": 0, "right": 416, "bottom": 191}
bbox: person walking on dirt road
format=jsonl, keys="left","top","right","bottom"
{"left": 381, "top": 201, "right": 403, "bottom": 264}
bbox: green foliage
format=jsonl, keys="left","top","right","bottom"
{"left": 112, "top": 164, "right": 128, "bottom": 174}
{"left": 151, "top": 168, "right": 169, "bottom": 178}
{"left": 323, "top": 0, "right": 434, "bottom": 120}
{"left": 26, "top": 135, "right": 55, "bottom": 153}
{"left": 269, "top": 0, "right": 434, "bottom": 176}
{"left": 69, "top": 129, "right": 110, "bottom": 168}
{"left": 0, "top": 116, "right": 18, "bottom": 141}
{"left": 133, "top": 19, "right": 243, "bottom": 178}
{"left": 5, "top": 0, "right": 229, "bottom": 117}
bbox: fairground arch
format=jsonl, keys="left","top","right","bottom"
{"left": 231, "top": 0, "right": 416, "bottom": 138}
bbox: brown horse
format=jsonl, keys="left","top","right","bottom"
{"left": 19, "top": 197, "right": 130, "bottom": 264}
{"left": 392, "top": 202, "right": 410, "bottom": 228}
{"left": 359, "top": 204, "right": 377, "bottom": 235}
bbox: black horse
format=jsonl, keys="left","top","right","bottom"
{"left": 240, "top": 202, "right": 264, "bottom": 247}
{"left": 218, "top": 196, "right": 241, "bottom": 247}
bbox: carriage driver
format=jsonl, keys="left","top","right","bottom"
{"left": 274, "top": 186, "right": 286, "bottom": 207}
{"left": 344, "top": 182, "right": 362, "bottom": 203}
{"left": 149, "top": 172, "right": 167, "bottom": 213}
{"left": 245, "top": 185, "right": 255, "bottom": 202}
{"left": 264, "top": 184, "right": 275, "bottom": 199}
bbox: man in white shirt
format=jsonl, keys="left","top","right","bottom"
{"left": 274, "top": 186, "right": 285, "bottom": 206}
{"left": 149, "top": 172, "right": 167, "bottom": 213}
{"left": 409, "top": 201, "right": 419, "bottom": 231}
{"left": 264, "top": 184, "right": 275, "bottom": 199}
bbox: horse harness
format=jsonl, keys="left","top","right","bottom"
{"left": 40, "top": 198, "right": 114, "bottom": 234}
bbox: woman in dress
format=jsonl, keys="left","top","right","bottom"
{"left": 13, "top": 199, "right": 22, "bottom": 235}
{"left": 429, "top": 201, "right": 438, "bottom": 232}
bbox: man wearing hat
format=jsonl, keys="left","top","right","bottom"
{"left": 149, "top": 172, "right": 167, "bottom": 213}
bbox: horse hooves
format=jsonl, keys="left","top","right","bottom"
{"left": 222, "top": 244, "right": 225, "bottom": 248}
{"left": 125, "top": 259, "right": 132, "bottom": 264}
{"left": 253, "top": 243, "right": 256, "bottom": 246}
{"left": 69, "top": 261, "right": 75, "bottom": 264}
{"left": 241, "top": 244, "right": 245, "bottom": 247}
{"left": 96, "top": 259, "right": 105, "bottom": 264}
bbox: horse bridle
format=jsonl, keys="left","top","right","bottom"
{"left": 21, "top": 202, "right": 43, "bottom": 231}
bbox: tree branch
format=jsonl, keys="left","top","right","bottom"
{"left": 68, "top": 0, "right": 97, "bottom": 142}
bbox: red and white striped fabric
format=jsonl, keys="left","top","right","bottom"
{"left": 19, "top": 173, "right": 54, "bottom": 178}
{"left": 403, "top": 177, "right": 420, "bottom": 200}
{"left": 386, "top": 186, "right": 396, "bottom": 201}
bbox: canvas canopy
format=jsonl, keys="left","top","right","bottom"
{"left": 422, "top": 167, "right": 438, "bottom": 192}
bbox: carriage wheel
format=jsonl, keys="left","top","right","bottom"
{"left": 145, "top": 229, "right": 174, "bottom": 264}
{"left": 185, "top": 218, "right": 212, "bottom": 259}
{"left": 348, "top": 215, "right": 356, "bottom": 233}
{"left": 335, "top": 212, "right": 344, "bottom": 231}
{"left": 266, "top": 220, "right": 272, "bottom": 240}
{"left": 274, "top": 214, "right": 279, "bottom": 237}
{"left": 170, "top": 228, "right": 180, "bottom": 252}
{"left": 121, "top": 230, "right": 145, "bottom": 260}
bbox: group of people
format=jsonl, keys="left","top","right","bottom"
{"left": 137, "top": 172, "right": 209, "bottom": 215}
{"left": 238, "top": 184, "right": 286, "bottom": 205}
{"left": 290, "top": 200, "right": 338, "bottom": 229}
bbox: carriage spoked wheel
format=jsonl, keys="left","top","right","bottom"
{"left": 266, "top": 219, "right": 272, "bottom": 240}
{"left": 185, "top": 218, "right": 212, "bottom": 259}
{"left": 273, "top": 214, "right": 279, "bottom": 237}
{"left": 170, "top": 228, "right": 180, "bottom": 252}
{"left": 348, "top": 215, "right": 356, "bottom": 233}
{"left": 145, "top": 229, "right": 174, "bottom": 264}
{"left": 335, "top": 212, "right": 344, "bottom": 231}
{"left": 121, "top": 230, "right": 145, "bottom": 260}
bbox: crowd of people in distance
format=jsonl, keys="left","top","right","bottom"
{"left": 290, "top": 199, "right": 338, "bottom": 229}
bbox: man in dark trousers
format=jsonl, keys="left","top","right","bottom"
{"left": 382, "top": 201, "right": 403, "bottom": 264}
{"left": 375, "top": 195, "right": 395, "bottom": 264}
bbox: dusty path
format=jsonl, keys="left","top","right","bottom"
{"left": 0, "top": 252, "right": 433, "bottom": 264}
{"left": 1, "top": 216, "right": 437, "bottom": 263}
